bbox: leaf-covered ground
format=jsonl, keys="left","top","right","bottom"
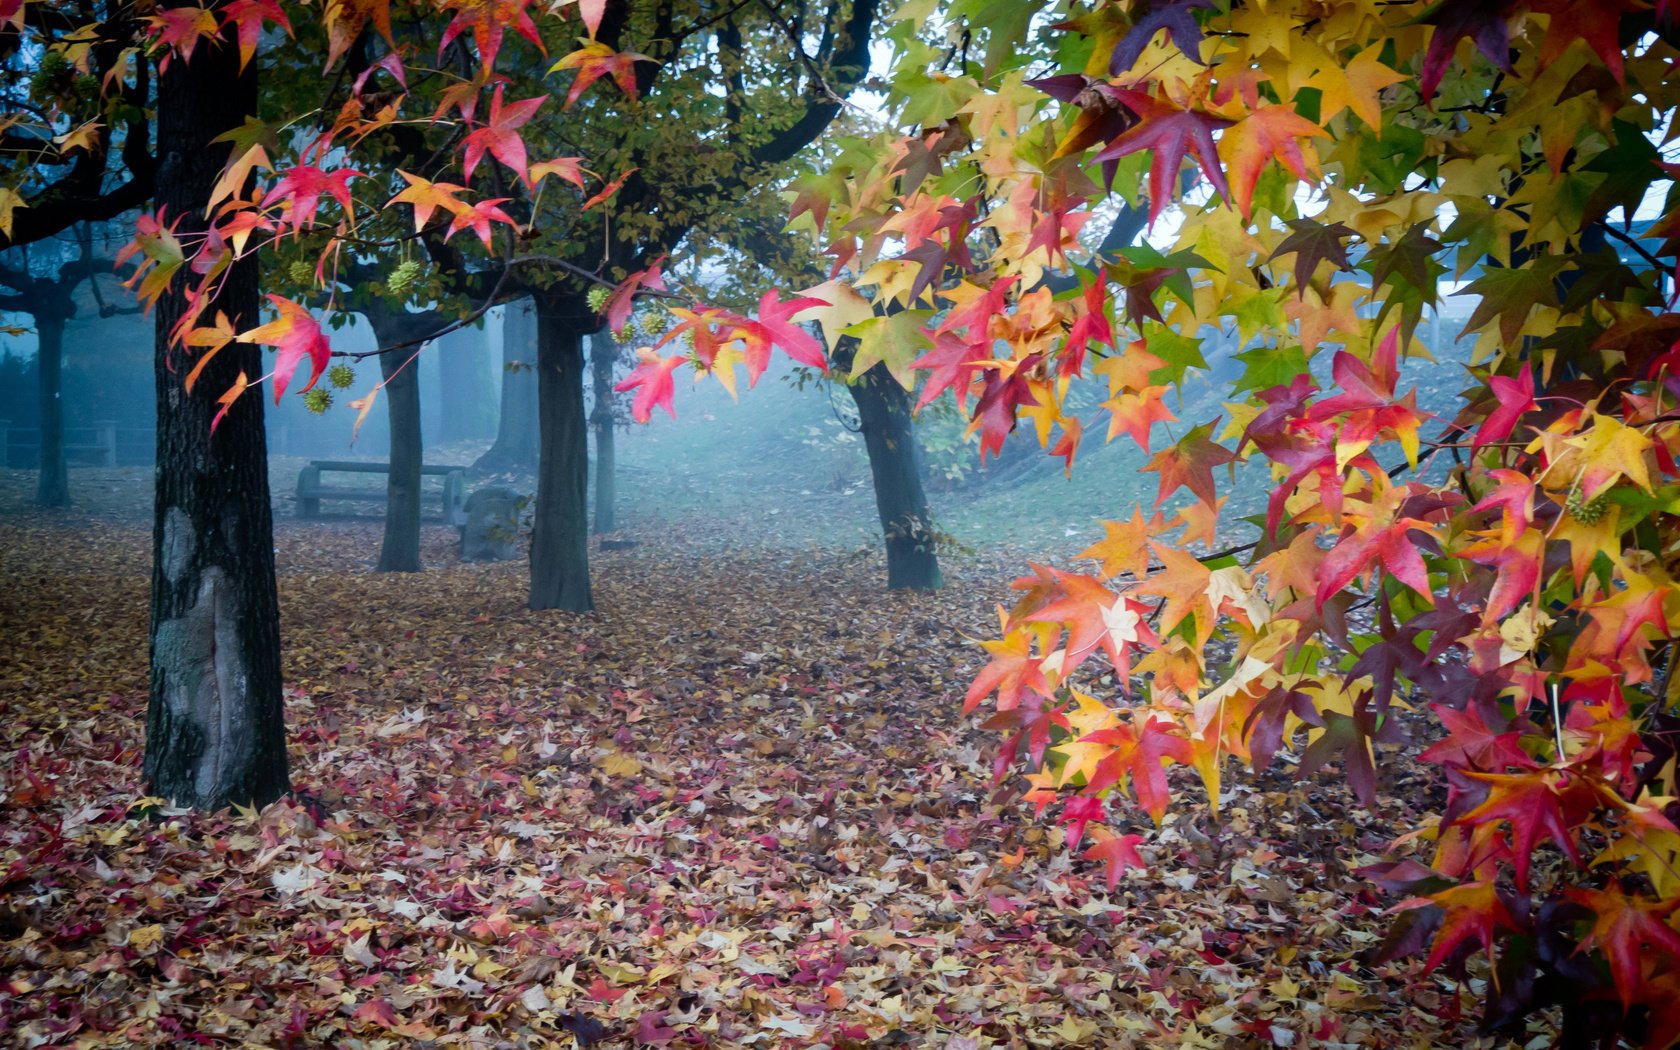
{"left": 2, "top": 501, "right": 1508, "bottom": 1048}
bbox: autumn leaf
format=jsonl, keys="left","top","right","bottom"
{"left": 239, "top": 295, "right": 333, "bottom": 402}
{"left": 551, "top": 41, "right": 656, "bottom": 108}
{"left": 1217, "top": 105, "right": 1327, "bottom": 219}
{"left": 614, "top": 348, "right": 686, "bottom": 423}
{"left": 1090, "top": 91, "right": 1232, "bottom": 225}
{"left": 462, "top": 87, "right": 545, "bottom": 187}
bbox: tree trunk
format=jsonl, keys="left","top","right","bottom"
{"left": 474, "top": 298, "right": 539, "bottom": 474}
{"left": 529, "top": 301, "right": 593, "bottom": 612}
{"left": 374, "top": 324, "right": 424, "bottom": 573}
{"left": 590, "top": 329, "right": 617, "bottom": 534}
{"left": 35, "top": 312, "right": 69, "bottom": 508}
{"left": 843, "top": 345, "right": 943, "bottom": 590}
{"left": 437, "top": 325, "right": 493, "bottom": 444}
{"left": 145, "top": 7, "right": 288, "bottom": 810}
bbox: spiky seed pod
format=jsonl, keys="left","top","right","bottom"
{"left": 287, "top": 260, "right": 316, "bottom": 287}
{"left": 1565, "top": 489, "right": 1612, "bottom": 525}
{"left": 302, "top": 388, "right": 333, "bottom": 414}
{"left": 327, "top": 364, "right": 356, "bottom": 389}
{"left": 586, "top": 286, "right": 611, "bottom": 313}
{"left": 387, "top": 259, "right": 423, "bottom": 297}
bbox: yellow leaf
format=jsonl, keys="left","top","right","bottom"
{"left": 597, "top": 750, "right": 642, "bottom": 777}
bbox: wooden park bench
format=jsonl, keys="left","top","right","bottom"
{"left": 295, "top": 460, "right": 467, "bottom": 526}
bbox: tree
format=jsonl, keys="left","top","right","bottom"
{"left": 476, "top": 299, "right": 541, "bottom": 474}
{"left": 356, "top": 301, "right": 439, "bottom": 573}
{"left": 142, "top": 0, "right": 287, "bottom": 810}
{"left": 588, "top": 326, "right": 623, "bottom": 534}
{"left": 436, "top": 324, "right": 494, "bottom": 445}
{"left": 0, "top": 224, "right": 137, "bottom": 507}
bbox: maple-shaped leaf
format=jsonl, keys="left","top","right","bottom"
{"left": 261, "top": 165, "right": 364, "bottom": 234}
{"left": 444, "top": 197, "right": 517, "bottom": 250}
{"left": 1143, "top": 420, "right": 1234, "bottom": 508}
{"left": 1459, "top": 768, "right": 1585, "bottom": 890}
{"left": 220, "top": 0, "right": 291, "bottom": 72}
{"left": 1471, "top": 364, "right": 1536, "bottom": 450}
{"left": 1417, "top": 0, "right": 1517, "bottom": 102}
{"left": 462, "top": 87, "right": 545, "bottom": 187}
{"left": 239, "top": 295, "right": 332, "bottom": 403}
{"left": 1108, "top": 0, "right": 1214, "bottom": 74}
{"left": 1567, "top": 885, "right": 1680, "bottom": 1010}
{"left": 964, "top": 619, "right": 1052, "bottom": 715}
{"left": 581, "top": 168, "right": 635, "bottom": 211}
{"left": 147, "top": 5, "right": 221, "bottom": 67}
{"left": 1049, "top": 417, "right": 1082, "bottom": 478}
{"left": 1081, "top": 714, "right": 1192, "bottom": 823}
{"left": 600, "top": 263, "right": 666, "bottom": 336}
{"left": 1083, "top": 829, "right": 1147, "bottom": 889}
{"left": 736, "top": 290, "right": 830, "bottom": 380}
{"left": 1062, "top": 269, "right": 1115, "bottom": 377}
{"left": 1132, "top": 541, "right": 1211, "bottom": 641}
{"left": 1419, "top": 703, "right": 1534, "bottom": 771}
{"left": 1305, "top": 43, "right": 1408, "bottom": 128}
{"left": 551, "top": 41, "right": 656, "bottom": 108}
{"left": 1078, "top": 510, "right": 1160, "bottom": 580}
{"left": 387, "top": 171, "right": 467, "bottom": 232}
{"left": 970, "top": 358, "right": 1042, "bottom": 462}
{"left": 1269, "top": 219, "right": 1356, "bottom": 294}
{"left": 1102, "top": 384, "right": 1176, "bottom": 453}
{"left": 115, "top": 209, "right": 186, "bottom": 313}
{"left": 1091, "top": 91, "right": 1231, "bottom": 225}
{"left": 1399, "top": 879, "right": 1521, "bottom": 972}
{"left": 438, "top": 0, "right": 543, "bottom": 73}
{"left": 614, "top": 348, "right": 685, "bottom": 423}
{"left": 324, "top": 0, "right": 396, "bottom": 69}
{"left": 1458, "top": 256, "right": 1569, "bottom": 345}
{"left": 1316, "top": 518, "right": 1433, "bottom": 607}
{"left": 351, "top": 51, "right": 406, "bottom": 94}
{"left": 1217, "top": 104, "right": 1327, "bottom": 218}
{"left": 529, "top": 157, "right": 586, "bottom": 190}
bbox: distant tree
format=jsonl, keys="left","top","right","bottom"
{"left": 0, "top": 223, "right": 137, "bottom": 506}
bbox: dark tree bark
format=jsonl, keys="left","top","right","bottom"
{"left": 836, "top": 338, "right": 943, "bottom": 590}
{"left": 363, "top": 310, "right": 429, "bottom": 573}
{"left": 34, "top": 312, "right": 69, "bottom": 508}
{"left": 589, "top": 329, "right": 617, "bottom": 534}
{"left": 437, "top": 325, "right": 494, "bottom": 444}
{"left": 529, "top": 298, "right": 593, "bottom": 612}
{"left": 474, "top": 298, "right": 540, "bottom": 474}
{"left": 145, "top": 6, "right": 288, "bottom": 810}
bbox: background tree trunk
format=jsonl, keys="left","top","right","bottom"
{"left": 529, "top": 300, "right": 593, "bottom": 612}
{"left": 590, "top": 328, "right": 617, "bottom": 534}
{"left": 35, "top": 312, "right": 69, "bottom": 508}
{"left": 474, "top": 298, "right": 539, "bottom": 474}
{"left": 145, "top": 6, "right": 288, "bottom": 810}
{"left": 838, "top": 338, "right": 943, "bottom": 590}
{"left": 369, "top": 316, "right": 425, "bottom": 573}
{"left": 437, "top": 324, "right": 494, "bottom": 444}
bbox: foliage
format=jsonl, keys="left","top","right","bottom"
{"left": 740, "top": 1, "right": 1680, "bottom": 1043}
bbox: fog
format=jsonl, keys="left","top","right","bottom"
{"left": 0, "top": 281, "right": 1479, "bottom": 570}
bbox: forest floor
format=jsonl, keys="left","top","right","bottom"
{"left": 0, "top": 470, "right": 1523, "bottom": 1049}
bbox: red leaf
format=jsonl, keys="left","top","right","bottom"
{"left": 1091, "top": 90, "right": 1231, "bottom": 225}
{"left": 462, "top": 86, "right": 545, "bottom": 187}
{"left": 614, "top": 348, "right": 685, "bottom": 423}
{"left": 239, "top": 295, "right": 333, "bottom": 402}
